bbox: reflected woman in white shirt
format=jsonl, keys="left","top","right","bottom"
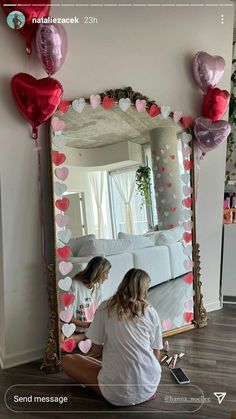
{"left": 62, "top": 268, "right": 163, "bottom": 406}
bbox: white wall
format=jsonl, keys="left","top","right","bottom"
{"left": 0, "top": 0, "right": 234, "bottom": 367}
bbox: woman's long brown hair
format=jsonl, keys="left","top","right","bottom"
{"left": 107, "top": 268, "right": 151, "bottom": 320}
{"left": 73, "top": 256, "right": 111, "bottom": 289}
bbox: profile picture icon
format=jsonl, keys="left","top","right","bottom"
{"left": 7, "top": 11, "right": 25, "bottom": 30}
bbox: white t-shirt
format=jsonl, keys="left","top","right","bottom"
{"left": 86, "top": 301, "right": 163, "bottom": 406}
{"left": 71, "top": 281, "right": 103, "bottom": 333}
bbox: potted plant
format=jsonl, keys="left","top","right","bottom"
{"left": 135, "top": 165, "right": 152, "bottom": 209}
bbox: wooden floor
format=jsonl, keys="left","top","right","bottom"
{"left": 0, "top": 304, "right": 236, "bottom": 419}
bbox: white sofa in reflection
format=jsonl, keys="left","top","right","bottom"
{"left": 67, "top": 228, "right": 191, "bottom": 301}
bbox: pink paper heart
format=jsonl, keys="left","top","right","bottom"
{"left": 90, "top": 94, "right": 101, "bottom": 109}
{"left": 59, "top": 261, "right": 73, "bottom": 276}
{"left": 162, "top": 319, "right": 172, "bottom": 331}
{"left": 184, "top": 299, "right": 194, "bottom": 310}
{"left": 184, "top": 260, "right": 194, "bottom": 270}
{"left": 183, "top": 220, "right": 193, "bottom": 230}
{"left": 78, "top": 339, "right": 92, "bottom": 354}
{"left": 55, "top": 214, "right": 69, "bottom": 228}
{"left": 54, "top": 167, "right": 69, "bottom": 181}
{"left": 182, "top": 185, "right": 193, "bottom": 196}
{"left": 182, "top": 145, "right": 192, "bottom": 159}
{"left": 173, "top": 111, "right": 183, "bottom": 123}
{"left": 51, "top": 117, "right": 65, "bottom": 133}
{"left": 60, "top": 309, "right": 73, "bottom": 323}
{"left": 136, "top": 99, "right": 146, "bottom": 112}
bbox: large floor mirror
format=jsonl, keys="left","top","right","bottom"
{"left": 43, "top": 87, "right": 207, "bottom": 372}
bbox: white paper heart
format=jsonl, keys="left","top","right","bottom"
{"left": 119, "top": 98, "right": 131, "bottom": 112}
{"left": 184, "top": 260, "right": 194, "bottom": 270}
{"left": 181, "top": 132, "right": 192, "bottom": 144}
{"left": 185, "top": 288, "right": 195, "bottom": 299}
{"left": 58, "top": 276, "right": 72, "bottom": 291}
{"left": 161, "top": 105, "right": 171, "bottom": 119}
{"left": 183, "top": 245, "right": 193, "bottom": 256}
{"left": 161, "top": 199, "right": 166, "bottom": 204}
{"left": 156, "top": 156, "right": 160, "bottom": 161}
{"left": 173, "top": 315, "right": 183, "bottom": 328}
{"left": 173, "top": 111, "right": 183, "bottom": 123}
{"left": 62, "top": 323, "right": 76, "bottom": 338}
{"left": 182, "top": 145, "right": 192, "bottom": 158}
{"left": 181, "top": 173, "right": 190, "bottom": 185}
{"left": 59, "top": 261, "right": 73, "bottom": 276}
{"left": 173, "top": 194, "right": 178, "bottom": 199}
{"left": 178, "top": 220, "right": 183, "bottom": 226}
{"left": 90, "top": 94, "right": 101, "bottom": 109}
{"left": 60, "top": 309, "right": 73, "bottom": 323}
{"left": 183, "top": 209, "right": 193, "bottom": 219}
{"left": 53, "top": 134, "right": 67, "bottom": 149}
{"left": 165, "top": 144, "right": 170, "bottom": 150}
{"left": 169, "top": 172, "right": 173, "bottom": 177}
{"left": 164, "top": 211, "right": 169, "bottom": 217}
{"left": 163, "top": 158, "right": 168, "bottom": 164}
{"left": 184, "top": 299, "right": 194, "bottom": 310}
{"left": 183, "top": 220, "right": 193, "bottom": 230}
{"left": 157, "top": 174, "right": 161, "bottom": 178}
{"left": 72, "top": 98, "right": 85, "bottom": 113}
{"left": 158, "top": 186, "right": 164, "bottom": 192}
{"left": 54, "top": 182, "right": 67, "bottom": 197}
{"left": 182, "top": 185, "right": 193, "bottom": 197}
{"left": 58, "top": 229, "right": 72, "bottom": 244}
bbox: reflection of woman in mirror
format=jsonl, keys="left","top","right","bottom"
{"left": 61, "top": 256, "right": 111, "bottom": 346}
{"left": 62, "top": 268, "right": 163, "bottom": 406}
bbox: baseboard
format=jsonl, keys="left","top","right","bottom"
{"left": 0, "top": 347, "right": 44, "bottom": 369}
{"left": 204, "top": 300, "right": 222, "bottom": 312}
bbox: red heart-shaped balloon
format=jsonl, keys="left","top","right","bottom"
{"left": 183, "top": 273, "right": 193, "bottom": 284}
{"left": 148, "top": 104, "right": 161, "bottom": 118}
{"left": 58, "top": 100, "right": 71, "bottom": 114}
{"left": 52, "top": 151, "right": 66, "bottom": 166}
{"left": 56, "top": 197, "right": 69, "bottom": 212}
{"left": 61, "top": 293, "right": 75, "bottom": 307}
{"left": 183, "top": 232, "right": 192, "bottom": 243}
{"left": 1, "top": 1, "right": 51, "bottom": 54}
{"left": 102, "top": 96, "right": 116, "bottom": 110}
{"left": 202, "top": 87, "right": 230, "bottom": 121}
{"left": 57, "top": 246, "right": 71, "bottom": 260}
{"left": 182, "top": 197, "right": 192, "bottom": 209}
{"left": 11, "top": 73, "right": 63, "bottom": 138}
{"left": 184, "top": 312, "right": 193, "bottom": 323}
{"left": 62, "top": 338, "right": 76, "bottom": 353}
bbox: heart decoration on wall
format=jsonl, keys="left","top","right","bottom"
{"left": 58, "top": 276, "right": 72, "bottom": 291}
{"left": 62, "top": 339, "right": 76, "bottom": 353}
{"left": 58, "top": 229, "right": 72, "bottom": 244}
{"left": 183, "top": 245, "right": 193, "bottom": 257}
{"left": 58, "top": 100, "right": 70, "bottom": 114}
{"left": 119, "top": 98, "right": 131, "bottom": 112}
{"left": 184, "top": 312, "right": 193, "bottom": 323}
{"left": 56, "top": 245, "right": 71, "bottom": 260}
{"left": 54, "top": 182, "right": 67, "bottom": 196}
{"left": 183, "top": 232, "right": 192, "bottom": 243}
{"left": 55, "top": 197, "right": 69, "bottom": 212}
{"left": 102, "top": 96, "right": 116, "bottom": 110}
{"left": 55, "top": 214, "right": 69, "bottom": 228}
{"left": 173, "top": 111, "right": 183, "bottom": 123}
{"left": 62, "top": 323, "right": 76, "bottom": 338}
{"left": 161, "top": 105, "right": 171, "bottom": 119}
{"left": 60, "top": 309, "right": 73, "bottom": 323}
{"left": 61, "top": 292, "right": 75, "bottom": 307}
{"left": 162, "top": 319, "right": 172, "bottom": 331}
{"left": 183, "top": 272, "right": 193, "bottom": 284}
{"left": 52, "top": 151, "right": 66, "bottom": 166}
{"left": 54, "top": 167, "right": 69, "bottom": 181}
{"left": 52, "top": 117, "right": 66, "bottom": 133}
{"left": 78, "top": 339, "right": 92, "bottom": 353}
{"left": 182, "top": 197, "right": 192, "bottom": 209}
{"left": 59, "top": 261, "right": 73, "bottom": 276}
{"left": 148, "top": 104, "right": 161, "bottom": 118}
{"left": 181, "top": 116, "right": 193, "bottom": 129}
{"left": 136, "top": 99, "right": 146, "bottom": 112}
{"left": 181, "top": 132, "right": 192, "bottom": 144}
{"left": 184, "top": 260, "right": 194, "bottom": 270}
{"left": 72, "top": 98, "right": 86, "bottom": 113}
{"left": 53, "top": 134, "right": 67, "bottom": 149}
{"left": 90, "top": 94, "right": 101, "bottom": 109}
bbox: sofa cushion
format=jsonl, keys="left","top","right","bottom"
{"left": 155, "top": 227, "right": 184, "bottom": 245}
{"left": 78, "top": 238, "right": 131, "bottom": 257}
{"left": 69, "top": 234, "right": 96, "bottom": 257}
{"left": 118, "top": 232, "right": 155, "bottom": 249}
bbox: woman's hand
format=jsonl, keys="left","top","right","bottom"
{"left": 153, "top": 349, "right": 161, "bottom": 361}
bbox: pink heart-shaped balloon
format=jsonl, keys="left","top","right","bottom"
{"left": 182, "top": 185, "right": 193, "bottom": 197}
{"left": 62, "top": 338, "right": 76, "bottom": 353}
{"left": 162, "top": 319, "right": 172, "bottom": 331}
{"left": 59, "top": 261, "right": 73, "bottom": 275}
{"left": 194, "top": 117, "right": 231, "bottom": 154}
{"left": 136, "top": 99, "right": 146, "bottom": 112}
{"left": 192, "top": 51, "right": 225, "bottom": 93}
{"left": 184, "top": 312, "right": 193, "bottom": 323}
{"left": 184, "top": 260, "right": 194, "bottom": 270}
{"left": 55, "top": 214, "right": 69, "bottom": 228}
{"left": 90, "top": 94, "right": 101, "bottom": 109}
{"left": 60, "top": 309, "right": 73, "bottom": 323}
{"left": 55, "top": 167, "right": 69, "bottom": 181}
{"left": 173, "top": 111, "right": 183, "bottom": 123}
{"left": 183, "top": 273, "right": 193, "bottom": 284}
{"left": 52, "top": 116, "right": 65, "bottom": 132}
{"left": 78, "top": 339, "right": 92, "bottom": 353}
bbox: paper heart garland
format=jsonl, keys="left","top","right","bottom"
{"left": 184, "top": 259, "right": 194, "bottom": 270}
{"left": 194, "top": 117, "right": 231, "bottom": 154}
{"left": 52, "top": 117, "right": 66, "bottom": 133}
{"left": 54, "top": 167, "right": 69, "bottom": 181}
{"left": 90, "top": 94, "right": 101, "bottom": 109}
{"left": 58, "top": 100, "right": 70, "bottom": 114}
{"left": 78, "top": 339, "right": 92, "bottom": 354}
{"left": 62, "top": 323, "right": 76, "bottom": 338}
{"left": 181, "top": 173, "right": 190, "bottom": 185}
{"left": 183, "top": 160, "right": 192, "bottom": 171}
{"left": 184, "top": 299, "right": 194, "bottom": 310}
{"left": 62, "top": 338, "right": 76, "bottom": 353}
{"left": 183, "top": 272, "right": 193, "bottom": 285}
{"left": 181, "top": 116, "right": 193, "bottom": 129}
{"left": 58, "top": 229, "right": 72, "bottom": 244}
{"left": 183, "top": 232, "right": 192, "bottom": 243}
{"left": 11, "top": 73, "right": 63, "bottom": 139}
{"left": 192, "top": 51, "right": 225, "bottom": 93}
{"left": 184, "top": 312, "right": 193, "bottom": 323}
{"left": 55, "top": 197, "right": 69, "bottom": 212}
{"left": 102, "top": 96, "right": 116, "bottom": 110}
{"left": 161, "top": 105, "right": 171, "bottom": 119}
{"left": 56, "top": 245, "right": 71, "bottom": 260}
{"left": 183, "top": 209, "right": 192, "bottom": 219}
{"left": 182, "top": 185, "right": 193, "bottom": 197}
{"left": 162, "top": 319, "right": 172, "bottom": 331}
{"left": 182, "top": 197, "right": 192, "bottom": 209}
{"left": 181, "top": 132, "right": 192, "bottom": 144}
{"left": 54, "top": 182, "right": 67, "bottom": 197}
{"left": 173, "top": 111, "right": 183, "bottom": 123}
{"left": 72, "top": 98, "right": 85, "bottom": 113}
{"left": 182, "top": 145, "right": 192, "bottom": 159}
{"left": 119, "top": 98, "right": 131, "bottom": 112}
{"left": 59, "top": 261, "right": 73, "bottom": 276}
{"left": 183, "top": 220, "right": 193, "bottom": 231}
{"left": 53, "top": 134, "right": 67, "bottom": 149}
{"left": 170, "top": 155, "right": 176, "bottom": 160}
{"left": 58, "top": 276, "right": 72, "bottom": 291}
{"left": 173, "top": 315, "right": 183, "bottom": 328}
{"left": 61, "top": 292, "right": 75, "bottom": 307}
{"left": 136, "top": 99, "right": 146, "bottom": 112}
{"left": 148, "top": 104, "right": 161, "bottom": 118}
{"left": 52, "top": 151, "right": 66, "bottom": 166}
{"left": 202, "top": 87, "right": 230, "bottom": 121}
{"left": 183, "top": 245, "right": 193, "bottom": 257}
{"left": 55, "top": 214, "right": 69, "bottom": 228}
{"left": 60, "top": 309, "right": 73, "bottom": 323}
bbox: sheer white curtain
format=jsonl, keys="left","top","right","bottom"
{"left": 111, "top": 169, "right": 136, "bottom": 233}
{"left": 89, "top": 171, "right": 105, "bottom": 238}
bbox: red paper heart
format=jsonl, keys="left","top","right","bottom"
{"left": 11, "top": 73, "right": 63, "bottom": 138}
{"left": 102, "top": 96, "right": 116, "bottom": 110}
{"left": 184, "top": 312, "right": 193, "bottom": 323}
{"left": 181, "top": 116, "right": 193, "bottom": 129}
{"left": 170, "top": 155, "right": 176, "bottom": 160}
{"left": 62, "top": 338, "right": 76, "bottom": 353}
{"left": 183, "top": 232, "right": 192, "bottom": 243}
{"left": 160, "top": 167, "right": 165, "bottom": 173}
{"left": 202, "top": 87, "right": 230, "bottom": 121}
{"left": 183, "top": 273, "right": 193, "bottom": 284}
{"left": 183, "top": 160, "right": 192, "bottom": 171}
{"left": 165, "top": 182, "right": 172, "bottom": 188}
{"left": 58, "top": 100, "right": 71, "bottom": 113}
{"left": 182, "top": 197, "right": 192, "bottom": 208}
{"left": 148, "top": 104, "right": 161, "bottom": 118}
{"left": 56, "top": 197, "right": 69, "bottom": 212}
{"left": 61, "top": 293, "right": 75, "bottom": 307}
{"left": 57, "top": 246, "right": 71, "bottom": 260}
{"left": 167, "top": 224, "right": 174, "bottom": 229}
{"left": 170, "top": 207, "right": 176, "bottom": 212}
{"left": 52, "top": 151, "right": 66, "bottom": 166}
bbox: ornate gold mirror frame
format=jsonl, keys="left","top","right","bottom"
{"left": 41, "top": 87, "right": 208, "bottom": 374}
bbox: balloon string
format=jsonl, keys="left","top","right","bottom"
{"left": 35, "top": 138, "right": 47, "bottom": 281}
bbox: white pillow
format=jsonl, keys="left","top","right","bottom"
{"left": 155, "top": 227, "right": 184, "bottom": 245}
{"left": 118, "top": 232, "right": 155, "bottom": 249}
{"left": 68, "top": 234, "right": 96, "bottom": 256}
{"left": 78, "top": 239, "right": 131, "bottom": 257}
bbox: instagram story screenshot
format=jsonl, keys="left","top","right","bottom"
{"left": 0, "top": 0, "right": 235, "bottom": 418}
